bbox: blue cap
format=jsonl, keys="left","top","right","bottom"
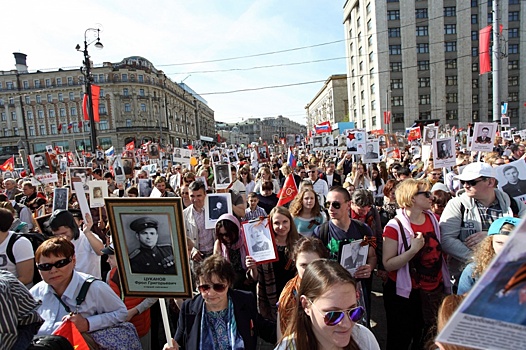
{"left": 487, "top": 217, "right": 521, "bottom": 236}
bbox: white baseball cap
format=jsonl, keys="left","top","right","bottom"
{"left": 454, "top": 162, "right": 495, "bottom": 182}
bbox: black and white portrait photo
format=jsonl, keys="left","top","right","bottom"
{"left": 313, "top": 136, "right": 322, "bottom": 148}
{"left": 258, "top": 146, "right": 269, "bottom": 162}
{"left": 436, "top": 140, "right": 453, "bottom": 160}
{"left": 423, "top": 126, "right": 438, "bottom": 144}
{"left": 138, "top": 178, "right": 153, "bottom": 197}
{"left": 52, "top": 187, "right": 69, "bottom": 212}
{"left": 502, "top": 130, "right": 512, "bottom": 141}
{"left": 501, "top": 116, "right": 510, "bottom": 127}
{"left": 205, "top": 193, "right": 233, "bottom": 228}
{"left": 496, "top": 160, "right": 526, "bottom": 202}
{"left": 148, "top": 143, "right": 160, "bottom": 159}
{"left": 432, "top": 137, "right": 457, "bottom": 168}
{"left": 96, "top": 150, "right": 105, "bottom": 162}
{"left": 286, "top": 134, "right": 295, "bottom": 146}
{"left": 214, "top": 164, "right": 232, "bottom": 189}
{"left": 228, "top": 150, "right": 238, "bottom": 163}
{"left": 363, "top": 140, "right": 380, "bottom": 163}
{"left": 30, "top": 153, "right": 50, "bottom": 175}
{"left": 323, "top": 135, "right": 334, "bottom": 147}
{"left": 210, "top": 151, "right": 221, "bottom": 164}
{"left": 89, "top": 180, "right": 108, "bottom": 208}
{"left": 471, "top": 122, "right": 497, "bottom": 152}
{"left": 122, "top": 158, "right": 134, "bottom": 176}
{"left": 68, "top": 167, "right": 90, "bottom": 192}
{"left": 242, "top": 218, "right": 277, "bottom": 264}
{"left": 340, "top": 240, "right": 368, "bottom": 276}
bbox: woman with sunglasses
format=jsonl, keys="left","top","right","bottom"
{"left": 164, "top": 255, "right": 276, "bottom": 350}
{"left": 246, "top": 207, "right": 299, "bottom": 322}
{"left": 276, "top": 259, "right": 379, "bottom": 350}
{"left": 254, "top": 167, "right": 280, "bottom": 194}
{"left": 30, "top": 237, "right": 128, "bottom": 336}
{"left": 238, "top": 166, "right": 256, "bottom": 194}
{"left": 289, "top": 188, "right": 327, "bottom": 237}
{"left": 383, "top": 179, "right": 451, "bottom": 350}
{"left": 176, "top": 185, "right": 192, "bottom": 209}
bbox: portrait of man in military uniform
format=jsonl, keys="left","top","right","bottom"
{"left": 128, "top": 217, "right": 177, "bottom": 274}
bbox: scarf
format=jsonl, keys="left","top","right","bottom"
{"left": 200, "top": 296, "right": 245, "bottom": 350}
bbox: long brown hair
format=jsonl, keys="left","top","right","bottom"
{"left": 289, "top": 188, "right": 322, "bottom": 218}
{"left": 284, "top": 259, "right": 360, "bottom": 350}
{"left": 269, "top": 206, "right": 299, "bottom": 259}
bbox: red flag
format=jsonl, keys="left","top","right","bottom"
{"left": 125, "top": 140, "right": 135, "bottom": 151}
{"left": 58, "top": 123, "right": 62, "bottom": 132}
{"left": 407, "top": 127, "right": 421, "bottom": 141}
{"left": 277, "top": 174, "right": 298, "bottom": 207}
{"left": 53, "top": 320, "right": 90, "bottom": 350}
{"left": 0, "top": 156, "right": 14, "bottom": 171}
{"left": 82, "top": 85, "right": 101, "bottom": 122}
{"left": 383, "top": 111, "right": 391, "bottom": 125}
{"left": 78, "top": 120, "right": 83, "bottom": 128}
{"left": 479, "top": 25, "right": 492, "bottom": 75}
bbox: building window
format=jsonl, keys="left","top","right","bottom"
{"left": 509, "top": 76, "right": 519, "bottom": 86}
{"left": 417, "top": 43, "right": 429, "bottom": 54}
{"left": 123, "top": 88, "right": 129, "bottom": 96}
{"left": 419, "top": 95, "right": 430, "bottom": 105}
{"left": 11, "top": 112, "right": 16, "bottom": 121}
{"left": 100, "top": 89, "right": 104, "bottom": 97}
{"left": 38, "top": 110, "right": 44, "bottom": 119}
{"left": 34, "top": 80, "right": 41, "bottom": 88}
{"left": 416, "top": 26, "right": 428, "bottom": 36}
{"left": 360, "top": 76, "right": 364, "bottom": 85}
{"left": 51, "top": 124, "right": 57, "bottom": 135}
{"left": 126, "top": 119, "right": 132, "bottom": 127}
{"left": 48, "top": 109, "right": 55, "bottom": 117}
{"left": 98, "top": 74, "right": 104, "bottom": 83}
{"left": 39, "top": 125, "right": 46, "bottom": 135}
{"left": 444, "top": 7, "right": 456, "bottom": 17}
{"left": 393, "top": 113, "right": 404, "bottom": 123}
{"left": 36, "top": 95, "right": 41, "bottom": 103}
{"left": 3, "top": 128, "right": 9, "bottom": 137}
{"left": 446, "top": 110, "right": 458, "bottom": 120}
{"left": 446, "top": 76, "right": 458, "bottom": 86}
{"left": 392, "top": 96, "right": 404, "bottom": 106}
{"left": 0, "top": 112, "right": 5, "bottom": 121}
{"left": 445, "top": 24, "right": 457, "bottom": 35}
{"left": 472, "top": 63, "right": 479, "bottom": 72}
{"left": 509, "top": 60, "right": 519, "bottom": 70}
{"left": 415, "top": 9, "right": 428, "bottom": 18}
{"left": 27, "top": 111, "right": 33, "bottom": 120}
{"left": 69, "top": 92, "right": 75, "bottom": 100}
{"left": 389, "top": 45, "right": 401, "bottom": 55}
{"left": 418, "top": 60, "right": 430, "bottom": 71}
{"left": 122, "top": 74, "right": 128, "bottom": 82}
{"left": 471, "top": 14, "right": 478, "bottom": 24}
{"left": 68, "top": 77, "right": 73, "bottom": 86}
{"left": 71, "top": 107, "right": 77, "bottom": 116}
{"left": 388, "top": 28, "right": 400, "bottom": 37}
{"left": 370, "top": 83, "right": 375, "bottom": 94}
{"left": 509, "top": 28, "right": 519, "bottom": 38}
{"left": 47, "top": 94, "right": 53, "bottom": 103}
{"left": 387, "top": 10, "right": 400, "bottom": 20}
{"left": 488, "top": 13, "right": 493, "bottom": 23}
{"left": 29, "top": 126, "right": 35, "bottom": 136}
{"left": 58, "top": 93, "right": 63, "bottom": 102}
{"left": 472, "top": 94, "right": 479, "bottom": 104}
{"left": 472, "top": 47, "right": 478, "bottom": 57}
{"left": 99, "top": 104, "right": 106, "bottom": 114}
{"left": 368, "top": 36, "right": 373, "bottom": 47}
{"left": 509, "top": 0, "right": 519, "bottom": 4}
{"left": 445, "top": 41, "right": 457, "bottom": 52}
{"left": 418, "top": 77, "right": 431, "bottom": 87}
{"left": 445, "top": 59, "right": 457, "bottom": 69}
{"left": 25, "top": 96, "right": 30, "bottom": 104}
{"left": 471, "top": 0, "right": 478, "bottom": 6}
{"left": 359, "top": 61, "right": 364, "bottom": 71}
{"left": 371, "top": 100, "right": 376, "bottom": 110}
{"left": 366, "top": 2, "right": 371, "bottom": 14}
{"left": 23, "top": 81, "right": 29, "bottom": 89}
{"left": 138, "top": 75, "right": 144, "bottom": 83}
{"left": 140, "top": 103, "right": 147, "bottom": 112}
{"left": 447, "top": 93, "right": 458, "bottom": 103}
{"left": 390, "top": 62, "right": 402, "bottom": 72}
{"left": 391, "top": 79, "right": 403, "bottom": 89}
{"left": 509, "top": 44, "right": 519, "bottom": 54}
{"left": 124, "top": 103, "right": 131, "bottom": 112}
{"left": 472, "top": 79, "right": 479, "bottom": 88}
{"left": 99, "top": 120, "right": 109, "bottom": 130}
{"left": 8, "top": 97, "right": 14, "bottom": 105}
{"left": 139, "top": 89, "right": 145, "bottom": 96}
{"left": 509, "top": 11, "right": 519, "bottom": 21}
{"left": 45, "top": 79, "right": 51, "bottom": 87}
{"left": 56, "top": 78, "right": 62, "bottom": 87}
{"left": 60, "top": 108, "right": 66, "bottom": 117}
{"left": 509, "top": 92, "right": 519, "bottom": 102}
{"left": 367, "top": 20, "right": 372, "bottom": 31}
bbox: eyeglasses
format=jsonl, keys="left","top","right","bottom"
{"left": 197, "top": 283, "right": 228, "bottom": 293}
{"left": 308, "top": 171, "right": 316, "bottom": 174}
{"left": 430, "top": 173, "right": 441, "bottom": 177}
{"left": 416, "top": 191, "right": 433, "bottom": 198}
{"left": 36, "top": 258, "right": 72, "bottom": 271}
{"left": 307, "top": 299, "right": 365, "bottom": 326}
{"left": 325, "top": 201, "right": 345, "bottom": 210}
{"left": 175, "top": 168, "right": 181, "bottom": 171}
{"left": 460, "top": 178, "right": 486, "bottom": 187}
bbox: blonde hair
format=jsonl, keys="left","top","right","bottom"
{"left": 395, "top": 179, "right": 430, "bottom": 208}
{"left": 471, "top": 223, "right": 515, "bottom": 278}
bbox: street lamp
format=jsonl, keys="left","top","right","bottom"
{"left": 76, "top": 28, "right": 103, "bottom": 152}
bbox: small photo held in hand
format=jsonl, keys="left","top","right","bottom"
{"left": 242, "top": 218, "right": 278, "bottom": 265}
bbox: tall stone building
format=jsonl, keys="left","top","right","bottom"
{"left": 305, "top": 74, "right": 349, "bottom": 133}
{"left": 0, "top": 54, "right": 215, "bottom": 157}
{"left": 343, "top": 0, "right": 525, "bottom": 132}
{"left": 238, "top": 115, "right": 306, "bottom": 144}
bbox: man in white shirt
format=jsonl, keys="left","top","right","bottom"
{"left": 307, "top": 164, "right": 328, "bottom": 207}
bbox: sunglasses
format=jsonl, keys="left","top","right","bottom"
{"left": 308, "top": 299, "right": 365, "bottom": 326}
{"left": 325, "top": 201, "right": 344, "bottom": 209}
{"left": 197, "top": 283, "right": 228, "bottom": 293}
{"left": 416, "top": 191, "right": 433, "bottom": 198}
{"left": 460, "top": 178, "right": 486, "bottom": 187}
{"left": 36, "top": 258, "right": 72, "bottom": 271}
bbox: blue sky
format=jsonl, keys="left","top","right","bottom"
{"left": 1, "top": 0, "right": 346, "bottom": 125}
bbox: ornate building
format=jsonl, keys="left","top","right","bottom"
{"left": 0, "top": 54, "right": 215, "bottom": 157}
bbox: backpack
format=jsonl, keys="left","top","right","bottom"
{"left": 6, "top": 232, "right": 48, "bottom": 285}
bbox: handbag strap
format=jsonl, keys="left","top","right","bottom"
{"left": 54, "top": 276, "right": 98, "bottom": 314}
{"left": 394, "top": 217, "right": 421, "bottom": 285}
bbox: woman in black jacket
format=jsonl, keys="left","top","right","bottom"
{"left": 164, "top": 255, "right": 276, "bottom": 350}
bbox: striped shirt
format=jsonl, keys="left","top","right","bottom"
{"left": 0, "top": 270, "right": 43, "bottom": 350}
{"left": 243, "top": 206, "right": 268, "bottom": 222}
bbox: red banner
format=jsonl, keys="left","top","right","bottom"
{"left": 53, "top": 320, "right": 90, "bottom": 350}
{"left": 383, "top": 111, "right": 391, "bottom": 125}
{"left": 407, "top": 127, "right": 421, "bottom": 141}
{"left": 82, "top": 85, "right": 101, "bottom": 122}
{"left": 277, "top": 174, "right": 298, "bottom": 206}
{"left": 479, "top": 25, "right": 492, "bottom": 75}
{"left": 0, "top": 156, "right": 14, "bottom": 172}
{"left": 125, "top": 140, "right": 135, "bottom": 151}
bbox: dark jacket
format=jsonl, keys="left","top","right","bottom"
{"left": 174, "top": 289, "right": 276, "bottom": 350}
{"left": 320, "top": 172, "right": 342, "bottom": 187}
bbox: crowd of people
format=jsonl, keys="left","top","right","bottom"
{"left": 0, "top": 132, "right": 524, "bottom": 350}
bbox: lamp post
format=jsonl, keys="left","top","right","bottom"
{"left": 76, "top": 28, "right": 103, "bottom": 152}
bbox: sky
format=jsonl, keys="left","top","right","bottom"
{"left": 0, "top": 0, "right": 347, "bottom": 126}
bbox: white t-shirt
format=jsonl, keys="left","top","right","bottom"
{"left": 0, "top": 231, "right": 34, "bottom": 278}
{"left": 274, "top": 324, "right": 380, "bottom": 350}
{"left": 72, "top": 230, "right": 102, "bottom": 278}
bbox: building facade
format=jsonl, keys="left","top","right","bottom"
{"left": 237, "top": 115, "right": 306, "bottom": 144}
{"left": 343, "top": 0, "right": 525, "bottom": 132}
{"left": 0, "top": 54, "right": 215, "bottom": 156}
{"left": 305, "top": 74, "right": 349, "bottom": 133}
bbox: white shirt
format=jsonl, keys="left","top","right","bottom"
{"left": 72, "top": 230, "right": 102, "bottom": 278}
{"left": 326, "top": 174, "right": 334, "bottom": 187}
{"left": 311, "top": 178, "right": 329, "bottom": 206}
{"left": 0, "top": 231, "right": 34, "bottom": 279}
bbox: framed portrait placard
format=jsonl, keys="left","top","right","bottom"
{"left": 363, "top": 140, "right": 380, "bottom": 163}
{"left": 214, "top": 164, "right": 232, "bottom": 190}
{"left": 52, "top": 187, "right": 69, "bottom": 212}
{"left": 205, "top": 193, "right": 233, "bottom": 229}
{"left": 471, "top": 122, "right": 497, "bottom": 152}
{"left": 242, "top": 218, "right": 278, "bottom": 265}
{"left": 495, "top": 159, "right": 526, "bottom": 204}
{"left": 89, "top": 180, "right": 108, "bottom": 208}
{"left": 68, "top": 167, "right": 91, "bottom": 192}
{"left": 258, "top": 146, "right": 270, "bottom": 163}
{"left": 432, "top": 137, "right": 457, "bottom": 168}
{"left": 339, "top": 239, "right": 368, "bottom": 277}
{"left": 105, "top": 197, "right": 192, "bottom": 298}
